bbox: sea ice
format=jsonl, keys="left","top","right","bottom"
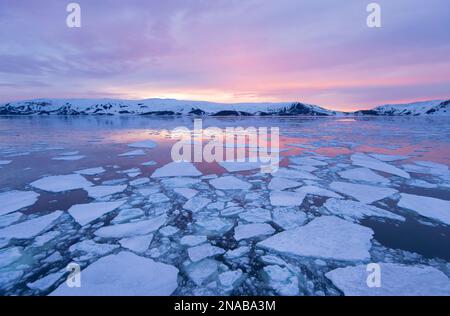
{"left": 160, "top": 177, "right": 201, "bottom": 187}
{"left": 272, "top": 208, "right": 307, "bottom": 230}
{"left": 75, "top": 167, "right": 106, "bottom": 175}
{"left": 0, "top": 190, "right": 40, "bottom": 216}
{"left": 183, "top": 197, "right": 211, "bottom": 212}
{"left": 85, "top": 185, "right": 127, "bottom": 199}
{"left": 129, "top": 178, "right": 150, "bottom": 186}
{"left": 188, "top": 243, "right": 225, "bottom": 262}
{"left": 351, "top": 153, "right": 410, "bottom": 179}
{"left": 272, "top": 168, "right": 318, "bottom": 180}
{"left": 209, "top": 176, "right": 252, "bottom": 190}
{"left": 51, "top": 252, "right": 178, "bottom": 295}
{"left": 195, "top": 217, "right": 233, "bottom": 236}
{"left": 398, "top": 193, "right": 450, "bottom": 225}
{"left": 151, "top": 162, "right": 202, "bottom": 177}
{"left": 270, "top": 191, "right": 306, "bottom": 207}
{"left": 69, "top": 240, "right": 119, "bottom": 260}
{"left": 128, "top": 140, "right": 157, "bottom": 149}
{"left": 224, "top": 246, "right": 250, "bottom": 260}
{"left": 95, "top": 215, "right": 167, "bottom": 238}
{"left": 0, "top": 212, "right": 23, "bottom": 228}
{"left": 257, "top": 216, "right": 374, "bottom": 261}
{"left": 52, "top": 155, "right": 85, "bottom": 161}
{"left": 338, "top": 168, "right": 390, "bottom": 185}
{"left": 219, "top": 161, "right": 260, "bottom": 172}
{"left": 68, "top": 201, "right": 125, "bottom": 226}
{"left": 326, "top": 263, "right": 450, "bottom": 296}
{"left": 330, "top": 182, "right": 398, "bottom": 204}
{"left": 185, "top": 259, "right": 219, "bottom": 285}
{"left": 174, "top": 188, "right": 198, "bottom": 199}
{"left": 27, "top": 270, "right": 64, "bottom": 291}
{"left": 263, "top": 265, "right": 299, "bottom": 296}
{"left": 234, "top": 223, "right": 275, "bottom": 241}
{"left": 180, "top": 235, "right": 207, "bottom": 247}
{"left": 111, "top": 208, "right": 144, "bottom": 224}
{"left": 141, "top": 160, "right": 157, "bottom": 166}
{"left": 239, "top": 208, "right": 272, "bottom": 223}
{"left": 0, "top": 211, "right": 62, "bottom": 239}
{"left": 290, "top": 157, "right": 327, "bottom": 166}
{"left": 268, "top": 178, "right": 302, "bottom": 191}
{"left": 218, "top": 270, "right": 244, "bottom": 289}
{"left": 159, "top": 225, "right": 179, "bottom": 236}
{"left": 119, "top": 234, "right": 154, "bottom": 253}
{"left": 369, "top": 154, "right": 408, "bottom": 162}
{"left": 0, "top": 247, "right": 22, "bottom": 268}
{"left": 118, "top": 149, "right": 146, "bottom": 157}
{"left": 296, "top": 185, "right": 342, "bottom": 198}
{"left": 30, "top": 174, "right": 93, "bottom": 193}
{"left": 323, "top": 198, "right": 405, "bottom": 223}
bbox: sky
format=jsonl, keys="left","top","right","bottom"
{"left": 0, "top": 0, "right": 449, "bottom": 111}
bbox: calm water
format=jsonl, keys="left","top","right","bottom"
{"left": 0, "top": 115, "right": 450, "bottom": 295}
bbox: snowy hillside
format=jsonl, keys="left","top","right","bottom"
{"left": 354, "top": 100, "right": 450, "bottom": 116}
{"left": 0, "top": 98, "right": 336, "bottom": 116}
{"left": 0, "top": 98, "right": 449, "bottom": 116}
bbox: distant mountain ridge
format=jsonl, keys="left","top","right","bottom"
{"left": 0, "top": 98, "right": 449, "bottom": 116}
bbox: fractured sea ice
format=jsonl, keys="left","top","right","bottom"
{"left": 68, "top": 201, "right": 125, "bottom": 226}
{"left": 30, "top": 174, "right": 93, "bottom": 193}
{"left": 0, "top": 211, "right": 62, "bottom": 240}
{"left": 257, "top": 216, "right": 374, "bottom": 261}
{"left": 0, "top": 190, "right": 40, "bottom": 216}
{"left": 398, "top": 193, "right": 450, "bottom": 225}
{"left": 270, "top": 191, "right": 306, "bottom": 207}
{"left": 326, "top": 263, "right": 450, "bottom": 296}
{"left": 351, "top": 153, "right": 410, "bottom": 179}
{"left": 329, "top": 181, "right": 397, "bottom": 204}
{"left": 209, "top": 176, "right": 252, "bottom": 190}
{"left": 51, "top": 251, "right": 179, "bottom": 295}
{"left": 152, "top": 161, "right": 202, "bottom": 177}
{"left": 323, "top": 198, "right": 405, "bottom": 223}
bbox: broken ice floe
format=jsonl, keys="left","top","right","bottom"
{"left": 338, "top": 167, "right": 390, "bottom": 185}
{"left": 257, "top": 216, "right": 373, "bottom": 261}
{"left": 119, "top": 234, "right": 154, "bottom": 253}
{"left": 75, "top": 167, "right": 106, "bottom": 176}
{"left": 84, "top": 185, "right": 127, "bottom": 199}
{"left": 0, "top": 190, "right": 40, "bottom": 216}
{"left": 268, "top": 178, "right": 302, "bottom": 191}
{"left": 209, "top": 176, "right": 252, "bottom": 190}
{"left": 118, "top": 149, "right": 146, "bottom": 157}
{"left": 52, "top": 155, "right": 85, "bottom": 161}
{"left": 151, "top": 162, "right": 202, "bottom": 177}
{"left": 128, "top": 140, "right": 157, "bottom": 149}
{"left": 296, "top": 185, "right": 342, "bottom": 199}
{"left": 329, "top": 182, "right": 397, "bottom": 204}
{"left": 270, "top": 191, "right": 305, "bottom": 207}
{"left": 326, "top": 263, "right": 450, "bottom": 296}
{"left": 30, "top": 174, "right": 93, "bottom": 193}
{"left": 0, "top": 211, "right": 62, "bottom": 239}
{"left": 51, "top": 251, "right": 178, "bottom": 295}
{"left": 234, "top": 223, "right": 275, "bottom": 241}
{"left": 323, "top": 198, "right": 405, "bottom": 223}
{"left": 94, "top": 215, "right": 167, "bottom": 238}
{"left": 351, "top": 153, "right": 410, "bottom": 179}
{"left": 68, "top": 201, "right": 125, "bottom": 226}
{"left": 398, "top": 193, "right": 450, "bottom": 225}
{"left": 188, "top": 243, "right": 225, "bottom": 262}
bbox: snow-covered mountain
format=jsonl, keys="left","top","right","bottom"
{"left": 0, "top": 98, "right": 449, "bottom": 116}
{"left": 0, "top": 98, "right": 337, "bottom": 116}
{"left": 353, "top": 100, "right": 450, "bottom": 116}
